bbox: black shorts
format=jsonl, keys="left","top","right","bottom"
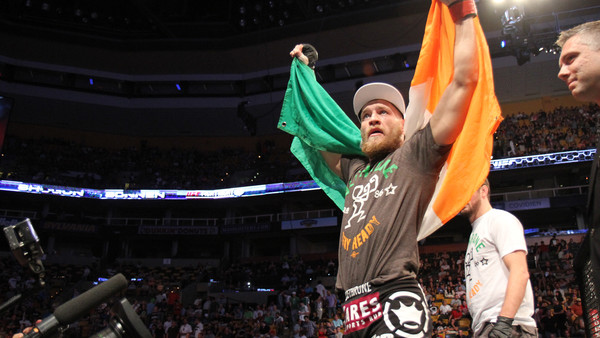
{"left": 342, "top": 278, "right": 433, "bottom": 337}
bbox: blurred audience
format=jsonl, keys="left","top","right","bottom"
{"left": 493, "top": 103, "right": 598, "bottom": 159}
{"left": 0, "top": 234, "right": 585, "bottom": 337}
{"left": 0, "top": 104, "right": 597, "bottom": 190}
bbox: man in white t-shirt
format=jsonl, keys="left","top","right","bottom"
{"left": 460, "top": 179, "right": 537, "bottom": 337}
{"left": 315, "top": 281, "right": 327, "bottom": 299}
{"left": 298, "top": 302, "right": 310, "bottom": 321}
{"left": 164, "top": 316, "right": 174, "bottom": 332}
{"left": 439, "top": 303, "right": 452, "bottom": 320}
{"left": 179, "top": 318, "right": 193, "bottom": 338}
{"left": 193, "top": 318, "right": 204, "bottom": 338}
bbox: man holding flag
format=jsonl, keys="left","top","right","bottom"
{"left": 280, "top": 0, "right": 501, "bottom": 336}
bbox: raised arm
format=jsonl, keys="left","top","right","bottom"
{"left": 290, "top": 44, "right": 344, "bottom": 178}
{"left": 290, "top": 44, "right": 310, "bottom": 66}
{"left": 430, "top": 1, "right": 479, "bottom": 146}
{"left": 320, "top": 151, "right": 342, "bottom": 178}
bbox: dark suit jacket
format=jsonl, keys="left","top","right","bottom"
{"left": 588, "top": 146, "right": 600, "bottom": 287}
{"left": 589, "top": 145, "right": 600, "bottom": 229}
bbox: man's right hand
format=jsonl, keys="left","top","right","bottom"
{"left": 290, "top": 44, "right": 310, "bottom": 66}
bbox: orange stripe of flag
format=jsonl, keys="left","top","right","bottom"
{"left": 414, "top": 1, "right": 503, "bottom": 226}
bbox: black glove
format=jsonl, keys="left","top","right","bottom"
{"left": 488, "top": 316, "right": 514, "bottom": 338}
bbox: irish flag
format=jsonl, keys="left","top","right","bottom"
{"left": 410, "top": 1, "right": 503, "bottom": 240}
{"left": 278, "top": 0, "right": 502, "bottom": 240}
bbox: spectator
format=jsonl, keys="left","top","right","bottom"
{"left": 570, "top": 298, "right": 583, "bottom": 319}
{"left": 166, "top": 320, "right": 178, "bottom": 338}
{"left": 325, "top": 291, "right": 337, "bottom": 319}
{"left": 179, "top": 318, "right": 192, "bottom": 338}
{"left": 331, "top": 314, "right": 343, "bottom": 330}
{"left": 193, "top": 318, "right": 203, "bottom": 338}
{"left": 298, "top": 302, "right": 310, "bottom": 321}
{"left": 450, "top": 294, "right": 461, "bottom": 308}
{"left": 301, "top": 317, "right": 317, "bottom": 338}
{"left": 314, "top": 281, "right": 326, "bottom": 300}
{"left": 439, "top": 302, "right": 452, "bottom": 321}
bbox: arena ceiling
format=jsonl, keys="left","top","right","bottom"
{"left": 0, "top": 0, "right": 598, "bottom": 51}
{"left": 0, "top": 0, "right": 599, "bottom": 138}
{"left": 0, "top": 0, "right": 430, "bottom": 50}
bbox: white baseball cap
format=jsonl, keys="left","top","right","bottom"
{"left": 353, "top": 82, "right": 406, "bottom": 120}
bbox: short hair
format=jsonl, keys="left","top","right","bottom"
{"left": 556, "top": 20, "right": 600, "bottom": 51}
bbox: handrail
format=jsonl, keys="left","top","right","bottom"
{"left": 0, "top": 185, "right": 588, "bottom": 227}
{"left": 491, "top": 185, "right": 588, "bottom": 202}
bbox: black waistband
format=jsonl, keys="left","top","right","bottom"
{"left": 343, "top": 277, "right": 420, "bottom": 302}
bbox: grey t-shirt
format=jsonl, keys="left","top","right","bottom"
{"left": 336, "top": 124, "right": 451, "bottom": 291}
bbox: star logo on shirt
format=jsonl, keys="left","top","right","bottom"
{"left": 480, "top": 258, "right": 488, "bottom": 266}
{"left": 384, "top": 183, "right": 397, "bottom": 196}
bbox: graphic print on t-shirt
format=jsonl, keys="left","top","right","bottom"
{"left": 465, "top": 230, "right": 489, "bottom": 299}
{"left": 342, "top": 160, "right": 398, "bottom": 258}
{"left": 465, "top": 231, "right": 487, "bottom": 283}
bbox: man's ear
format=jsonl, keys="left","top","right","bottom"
{"left": 480, "top": 184, "right": 489, "bottom": 199}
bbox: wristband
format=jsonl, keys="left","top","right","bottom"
{"left": 448, "top": 0, "right": 477, "bottom": 22}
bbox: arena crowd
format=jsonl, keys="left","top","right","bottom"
{"left": 0, "top": 233, "right": 586, "bottom": 337}
{"left": 0, "top": 104, "right": 597, "bottom": 190}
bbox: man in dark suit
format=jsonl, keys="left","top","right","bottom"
{"left": 556, "top": 20, "right": 600, "bottom": 336}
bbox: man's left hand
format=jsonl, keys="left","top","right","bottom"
{"left": 440, "top": 0, "right": 460, "bottom": 6}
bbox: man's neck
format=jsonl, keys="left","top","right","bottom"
{"left": 367, "top": 152, "right": 390, "bottom": 163}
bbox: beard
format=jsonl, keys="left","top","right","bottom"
{"left": 459, "top": 199, "right": 479, "bottom": 222}
{"left": 459, "top": 205, "right": 472, "bottom": 219}
{"left": 361, "top": 126, "right": 404, "bottom": 160}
